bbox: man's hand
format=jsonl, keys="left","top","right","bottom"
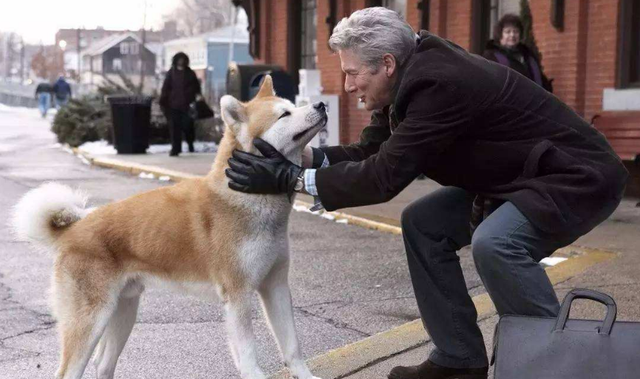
{"left": 226, "top": 138, "right": 303, "bottom": 200}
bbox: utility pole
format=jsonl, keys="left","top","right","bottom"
{"left": 227, "top": 5, "right": 237, "bottom": 67}
{"left": 1, "top": 34, "right": 7, "bottom": 81}
{"left": 138, "top": 0, "right": 148, "bottom": 94}
{"left": 19, "top": 36, "right": 24, "bottom": 83}
{"left": 77, "top": 28, "right": 81, "bottom": 81}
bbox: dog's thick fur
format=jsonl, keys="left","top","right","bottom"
{"left": 12, "top": 76, "right": 326, "bottom": 379}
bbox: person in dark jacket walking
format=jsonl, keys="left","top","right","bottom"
{"left": 35, "top": 81, "right": 53, "bottom": 117}
{"left": 225, "top": 8, "right": 627, "bottom": 379}
{"left": 52, "top": 76, "right": 72, "bottom": 109}
{"left": 483, "top": 14, "right": 553, "bottom": 92}
{"left": 159, "top": 52, "right": 203, "bottom": 156}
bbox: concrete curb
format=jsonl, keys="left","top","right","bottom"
{"left": 70, "top": 149, "right": 619, "bottom": 379}
{"left": 73, "top": 149, "right": 198, "bottom": 182}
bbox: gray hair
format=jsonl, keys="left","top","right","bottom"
{"left": 329, "top": 7, "right": 417, "bottom": 70}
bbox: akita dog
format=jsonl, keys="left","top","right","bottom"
{"left": 12, "top": 76, "right": 326, "bottom": 379}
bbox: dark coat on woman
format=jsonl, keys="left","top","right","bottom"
{"left": 315, "top": 31, "right": 627, "bottom": 236}
{"left": 483, "top": 40, "right": 553, "bottom": 92}
{"left": 159, "top": 52, "right": 202, "bottom": 113}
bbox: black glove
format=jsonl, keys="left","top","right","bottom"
{"left": 226, "top": 138, "right": 303, "bottom": 200}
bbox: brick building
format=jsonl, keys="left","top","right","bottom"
{"left": 234, "top": 0, "right": 640, "bottom": 161}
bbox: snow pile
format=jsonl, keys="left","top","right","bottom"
{"left": 78, "top": 140, "right": 116, "bottom": 155}
{"left": 147, "top": 142, "right": 218, "bottom": 154}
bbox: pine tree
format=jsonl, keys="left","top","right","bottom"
{"left": 520, "top": 0, "right": 542, "bottom": 60}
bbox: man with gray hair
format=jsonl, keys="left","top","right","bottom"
{"left": 226, "top": 7, "right": 627, "bottom": 379}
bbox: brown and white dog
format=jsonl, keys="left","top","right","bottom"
{"left": 12, "top": 76, "right": 326, "bottom": 379}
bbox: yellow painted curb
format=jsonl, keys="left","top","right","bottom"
{"left": 72, "top": 147, "right": 198, "bottom": 183}
{"left": 269, "top": 247, "right": 617, "bottom": 379}
{"left": 91, "top": 157, "right": 198, "bottom": 182}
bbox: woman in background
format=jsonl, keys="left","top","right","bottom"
{"left": 483, "top": 14, "right": 553, "bottom": 92}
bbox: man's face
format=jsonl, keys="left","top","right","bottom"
{"left": 339, "top": 49, "right": 394, "bottom": 111}
{"left": 500, "top": 26, "right": 521, "bottom": 48}
{"left": 177, "top": 58, "right": 186, "bottom": 70}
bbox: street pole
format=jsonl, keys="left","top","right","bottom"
{"left": 19, "top": 36, "right": 24, "bottom": 83}
{"left": 227, "top": 6, "right": 237, "bottom": 67}
{"left": 139, "top": 0, "right": 148, "bottom": 94}
{"left": 1, "top": 34, "right": 7, "bottom": 81}
{"left": 77, "top": 28, "right": 81, "bottom": 81}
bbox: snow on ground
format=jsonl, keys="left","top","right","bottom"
{"left": 0, "top": 104, "right": 58, "bottom": 123}
{"left": 78, "top": 140, "right": 218, "bottom": 156}
{"left": 0, "top": 104, "right": 34, "bottom": 113}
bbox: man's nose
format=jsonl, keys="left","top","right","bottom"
{"left": 345, "top": 78, "right": 356, "bottom": 93}
{"left": 313, "top": 102, "right": 326, "bottom": 112}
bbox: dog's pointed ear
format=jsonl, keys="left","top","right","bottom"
{"left": 220, "top": 95, "right": 246, "bottom": 135}
{"left": 256, "top": 75, "right": 275, "bottom": 98}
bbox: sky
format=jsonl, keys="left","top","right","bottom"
{"left": 1, "top": 0, "right": 180, "bottom": 45}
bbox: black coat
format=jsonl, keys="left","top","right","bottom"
{"left": 316, "top": 31, "right": 627, "bottom": 236}
{"left": 483, "top": 40, "right": 553, "bottom": 92}
{"left": 159, "top": 67, "right": 201, "bottom": 112}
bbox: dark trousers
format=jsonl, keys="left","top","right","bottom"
{"left": 169, "top": 109, "right": 195, "bottom": 154}
{"left": 401, "top": 187, "right": 620, "bottom": 368}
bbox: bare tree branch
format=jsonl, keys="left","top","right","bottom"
{"left": 164, "top": 0, "right": 234, "bottom": 37}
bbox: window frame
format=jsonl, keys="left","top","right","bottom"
{"left": 300, "top": 0, "right": 318, "bottom": 69}
{"left": 618, "top": 0, "right": 640, "bottom": 88}
{"left": 471, "top": 0, "right": 492, "bottom": 54}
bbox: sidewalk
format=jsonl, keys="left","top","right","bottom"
{"left": 79, "top": 148, "right": 640, "bottom": 379}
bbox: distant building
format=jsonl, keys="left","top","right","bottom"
{"left": 163, "top": 12, "right": 253, "bottom": 102}
{"left": 55, "top": 22, "right": 178, "bottom": 52}
{"left": 81, "top": 33, "right": 157, "bottom": 93}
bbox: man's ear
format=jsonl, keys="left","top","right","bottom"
{"left": 382, "top": 53, "right": 397, "bottom": 77}
{"left": 220, "top": 95, "right": 246, "bottom": 135}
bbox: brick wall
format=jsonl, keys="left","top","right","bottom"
{"left": 254, "top": 0, "right": 482, "bottom": 144}
{"left": 583, "top": 0, "right": 621, "bottom": 120}
{"left": 255, "top": 0, "right": 640, "bottom": 155}
{"left": 530, "top": 0, "right": 621, "bottom": 119}
{"left": 446, "top": 0, "right": 473, "bottom": 50}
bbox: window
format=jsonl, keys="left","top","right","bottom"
{"left": 120, "top": 42, "right": 139, "bottom": 55}
{"left": 418, "top": 0, "right": 431, "bottom": 30}
{"left": 471, "top": 0, "right": 492, "bottom": 54}
{"left": 383, "top": 0, "right": 407, "bottom": 19}
{"left": 300, "top": 0, "right": 317, "bottom": 69}
{"left": 619, "top": 0, "right": 640, "bottom": 88}
{"left": 112, "top": 58, "right": 122, "bottom": 71}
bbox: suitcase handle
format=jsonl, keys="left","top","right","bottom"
{"left": 553, "top": 289, "right": 617, "bottom": 335}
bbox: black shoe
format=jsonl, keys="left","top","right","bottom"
{"left": 169, "top": 151, "right": 179, "bottom": 157}
{"left": 388, "top": 360, "right": 488, "bottom": 379}
{"left": 188, "top": 143, "right": 195, "bottom": 153}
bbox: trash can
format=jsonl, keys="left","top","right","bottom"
{"left": 107, "top": 95, "right": 153, "bottom": 154}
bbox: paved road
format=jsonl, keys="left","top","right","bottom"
{"left": 0, "top": 107, "right": 486, "bottom": 378}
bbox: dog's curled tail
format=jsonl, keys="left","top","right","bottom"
{"left": 12, "top": 182, "right": 89, "bottom": 246}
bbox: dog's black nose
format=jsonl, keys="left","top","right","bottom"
{"left": 313, "top": 102, "right": 326, "bottom": 112}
